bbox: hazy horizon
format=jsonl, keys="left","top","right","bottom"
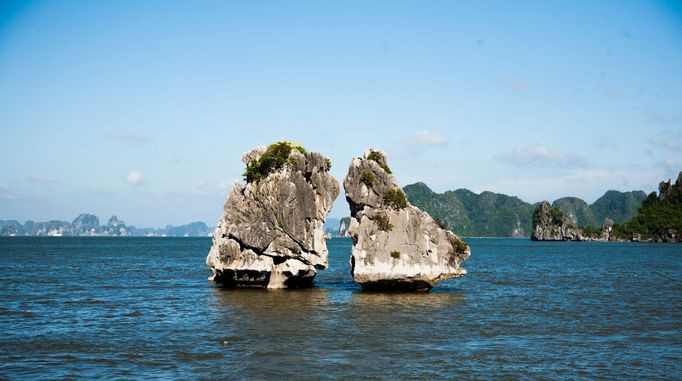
{"left": 1, "top": 1, "right": 681, "bottom": 226}
{"left": 0, "top": 181, "right": 661, "bottom": 227}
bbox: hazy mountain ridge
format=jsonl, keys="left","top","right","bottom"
{"left": 0, "top": 214, "right": 213, "bottom": 237}
{"left": 403, "top": 182, "right": 646, "bottom": 237}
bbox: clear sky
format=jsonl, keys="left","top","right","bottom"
{"left": 1, "top": 0, "right": 681, "bottom": 227}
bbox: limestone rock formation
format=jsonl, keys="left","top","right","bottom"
{"left": 531, "top": 201, "right": 614, "bottom": 241}
{"left": 206, "top": 142, "right": 339, "bottom": 288}
{"left": 338, "top": 217, "right": 351, "bottom": 237}
{"left": 344, "top": 149, "right": 471, "bottom": 291}
{"left": 599, "top": 218, "right": 614, "bottom": 241}
{"left": 531, "top": 201, "right": 582, "bottom": 241}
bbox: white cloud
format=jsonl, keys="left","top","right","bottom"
{"left": 497, "top": 145, "right": 589, "bottom": 168}
{"left": 661, "top": 158, "right": 682, "bottom": 172}
{"left": 479, "top": 169, "right": 660, "bottom": 204}
{"left": 647, "top": 111, "right": 682, "bottom": 125}
{"left": 0, "top": 181, "right": 14, "bottom": 200}
{"left": 190, "top": 180, "right": 234, "bottom": 198}
{"left": 650, "top": 128, "right": 682, "bottom": 152}
{"left": 26, "top": 175, "right": 58, "bottom": 184}
{"left": 107, "top": 129, "right": 153, "bottom": 144}
{"left": 217, "top": 179, "right": 235, "bottom": 191}
{"left": 126, "top": 169, "right": 143, "bottom": 185}
{"left": 602, "top": 83, "right": 623, "bottom": 98}
{"left": 87, "top": 185, "right": 114, "bottom": 195}
{"left": 508, "top": 76, "right": 530, "bottom": 92}
{"left": 406, "top": 130, "right": 448, "bottom": 146}
{"left": 170, "top": 153, "right": 191, "bottom": 166}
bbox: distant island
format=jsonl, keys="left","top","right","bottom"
{"left": 0, "top": 214, "right": 213, "bottom": 237}
{"left": 532, "top": 172, "right": 681, "bottom": 242}
{"left": 402, "top": 182, "right": 646, "bottom": 238}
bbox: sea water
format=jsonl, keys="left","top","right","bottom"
{"left": 0, "top": 237, "right": 680, "bottom": 379}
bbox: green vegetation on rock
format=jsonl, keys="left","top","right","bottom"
{"left": 581, "top": 225, "right": 601, "bottom": 236}
{"left": 390, "top": 250, "right": 401, "bottom": 259}
{"left": 367, "top": 150, "right": 392, "bottom": 174}
{"left": 360, "top": 170, "right": 375, "bottom": 188}
{"left": 449, "top": 236, "right": 468, "bottom": 254}
{"left": 551, "top": 197, "right": 597, "bottom": 227}
{"left": 590, "top": 190, "right": 647, "bottom": 226}
{"left": 404, "top": 181, "right": 648, "bottom": 238}
{"left": 383, "top": 188, "right": 408, "bottom": 210}
{"left": 405, "top": 182, "right": 534, "bottom": 237}
{"left": 243, "top": 141, "right": 306, "bottom": 183}
{"left": 375, "top": 213, "right": 393, "bottom": 231}
{"left": 612, "top": 175, "right": 682, "bottom": 241}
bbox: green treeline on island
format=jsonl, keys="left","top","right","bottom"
{"left": 531, "top": 172, "right": 682, "bottom": 242}
{"left": 612, "top": 174, "right": 682, "bottom": 241}
{"left": 401, "top": 182, "right": 646, "bottom": 238}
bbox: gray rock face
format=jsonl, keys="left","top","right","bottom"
{"left": 343, "top": 149, "right": 470, "bottom": 291}
{"left": 206, "top": 144, "right": 339, "bottom": 288}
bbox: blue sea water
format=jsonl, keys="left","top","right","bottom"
{"left": 0, "top": 237, "right": 680, "bottom": 380}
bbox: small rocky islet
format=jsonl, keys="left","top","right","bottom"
{"left": 206, "top": 142, "right": 471, "bottom": 290}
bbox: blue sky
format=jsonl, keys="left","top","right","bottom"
{"left": 1, "top": 0, "right": 681, "bottom": 227}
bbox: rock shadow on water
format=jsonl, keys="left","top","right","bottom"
{"left": 349, "top": 288, "right": 466, "bottom": 310}
{"left": 209, "top": 285, "right": 333, "bottom": 317}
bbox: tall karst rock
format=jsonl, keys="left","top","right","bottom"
{"left": 343, "top": 149, "right": 471, "bottom": 291}
{"left": 206, "top": 142, "right": 339, "bottom": 288}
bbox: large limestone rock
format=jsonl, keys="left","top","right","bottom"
{"left": 344, "top": 149, "right": 471, "bottom": 291}
{"left": 206, "top": 143, "right": 339, "bottom": 288}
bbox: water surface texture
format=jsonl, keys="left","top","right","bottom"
{"left": 1, "top": 237, "right": 680, "bottom": 379}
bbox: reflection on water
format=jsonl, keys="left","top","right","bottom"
{"left": 1, "top": 237, "right": 681, "bottom": 380}
{"left": 349, "top": 289, "right": 465, "bottom": 309}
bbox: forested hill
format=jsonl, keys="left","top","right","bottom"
{"left": 403, "top": 182, "right": 646, "bottom": 238}
{"left": 613, "top": 172, "right": 682, "bottom": 242}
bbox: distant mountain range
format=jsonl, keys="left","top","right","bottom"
{"left": 1, "top": 183, "right": 649, "bottom": 239}
{"left": 403, "top": 182, "right": 647, "bottom": 238}
{"left": 0, "top": 214, "right": 214, "bottom": 237}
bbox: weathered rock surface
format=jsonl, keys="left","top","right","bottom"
{"left": 344, "top": 149, "right": 470, "bottom": 291}
{"left": 206, "top": 144, "right": 339, "bottom": 288}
